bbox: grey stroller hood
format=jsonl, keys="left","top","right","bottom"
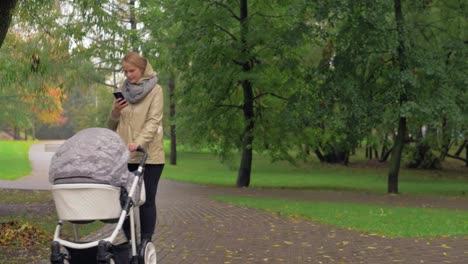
{"left": 49, "top": 127, "right": 133, "bottom": 191}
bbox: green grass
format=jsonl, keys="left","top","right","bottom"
{"left": 0, "top": 140, "right": 36, "bottom": 180}
{"left": 164, "top": 151, "right": 468, "bottom": 197}
{"left": 214, "top": 196, "right": 468, "bottom": 238}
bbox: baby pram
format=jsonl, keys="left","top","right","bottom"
{"left": 48, "top": 127, "right": 156, "bottom": 264}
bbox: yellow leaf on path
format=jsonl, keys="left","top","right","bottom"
{"left": 283, "top": 241, "right": 293, "bottom": 245}
{"left": 440, "top": 244, "right": 451, "bottom": 249}
{"left": 272, "top": 244, "right": 281, "bottom": 247}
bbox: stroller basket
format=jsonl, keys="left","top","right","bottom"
{"left": 51, "top": 184, "right": 122, "bottom": 221}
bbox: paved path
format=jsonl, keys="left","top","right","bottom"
{"left": 153, "top": 180, "right": 467, "bottom": 264}
{"left": 1, "top": 142, "right": 467, "bottom": 263}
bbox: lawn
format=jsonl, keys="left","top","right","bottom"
{"left": 0, "top": 140, "right": 36, "bottom": 180}
{"left": 163, "top": 151, "right": 468, "bottom": 197}
{"left": 213, "top": 196, "right": 468, "bottom": 238}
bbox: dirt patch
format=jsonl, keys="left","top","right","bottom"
{"left": 0, "top": 190, "right": 56, "bottom": 263}
{"left": 0, "top": 131, "right": 14, "bottom": 140}
{"left": 0, "top": 202, "right": 55, "bottom": 218}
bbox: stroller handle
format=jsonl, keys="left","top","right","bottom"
{"left": 136, "top": 146, "right": 148, "bottom": 169}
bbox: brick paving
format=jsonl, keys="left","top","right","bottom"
{"left": 150, "top": 180, "right": 467, "bottom": 264}
{"left": 1, "top": 142, "right": 467, "bottom": 263}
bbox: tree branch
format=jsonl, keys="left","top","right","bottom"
{"left": 209, "top": 1, "right": 240, "bottom": 21}
{"left": 215, "top": 104, "right": 243, "bottom": 110}
{"left": 446, "top": 154, "right": 467, "bottom": 162}
{"left": 254, "top": 92, "right": 288, "bottom": 101}
{"left": 214, "top": 24, "right": 237, "bottom": 41}
{"left": 94, "top": 79, "right": 117, "bottom": 89}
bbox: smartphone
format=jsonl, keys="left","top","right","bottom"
{"left": 113, "top": 92, "right": 125, "bottom": 100}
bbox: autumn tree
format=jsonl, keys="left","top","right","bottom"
{"left": 1, "top": 1, "right": 100, "bottom": 137}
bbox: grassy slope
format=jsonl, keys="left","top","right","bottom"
{"left": 0, "top": 141, "right": 35, "bottom": 180}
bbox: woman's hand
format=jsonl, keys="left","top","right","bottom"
{"left": 112, "top": 98, "right": 128, "bottom": 118}
{"left": 128, "top": 143, "right": 139, "bottom": 152}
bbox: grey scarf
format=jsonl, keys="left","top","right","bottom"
{"left": 122, "top": 76, "right": 158, "bottom": 104}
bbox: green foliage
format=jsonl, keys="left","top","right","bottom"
{"left": 2, "top": 0, "right": 466, "bottom": 184}
{"left": 152, "top": 0, "right": 320, "bottom": 162}
{"left": 65, "top": 84, "right": 114, "bottom": 132}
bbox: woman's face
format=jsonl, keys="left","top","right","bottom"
{"left": 122, "top": 62, "right": 143, "bottom": 84}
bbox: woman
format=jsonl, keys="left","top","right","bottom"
{"left": 108, "top": 51, "right": 164, "bottom": 244}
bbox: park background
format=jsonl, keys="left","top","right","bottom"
{"left": 0, "top": 0, "right": 467, "bottom": 263}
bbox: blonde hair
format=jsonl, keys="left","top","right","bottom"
{"left": 122, "top": 52, "right": 147, "bottom": 73}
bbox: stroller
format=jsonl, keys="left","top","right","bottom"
{"left": 48, "top": 128, "right": 156, "bottom": 264}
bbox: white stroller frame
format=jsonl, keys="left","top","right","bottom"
{"left": 50, "top": 148, "right": 156, "bottom": 264}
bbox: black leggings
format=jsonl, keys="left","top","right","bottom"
{"left": 124, "top": 163, "right": 164, "bottom": 241}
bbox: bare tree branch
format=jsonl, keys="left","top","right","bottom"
{"left": 94, "top": 79, "right": 118, "bottom": 89}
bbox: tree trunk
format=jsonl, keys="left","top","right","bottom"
{"left": 237, "top": 77, "right": 254, "bottom": 187}
{"left": 169, "top": 76, "right": 177, "bottom": 165}
{"left": 236, "top": 0, "right": 254, "bottom": 187}
{"left": 380, "top": 147, "right": 392, "bottom": 162}
{"left": 14, "top": 125, "right": 19, "bottom": 140}
{"left": 388, "top": 117, "right": 406, "bottom": 193}
{"left": 388, "top": 0, "right": 408, "bottom": 194}
{"left": 0, "top": 0, "right": 18, "bottom": 48}
{"left": 128, "top": 0, "right": 138, "bottom": 51}
{"left": 454, "top": 140, "right": 466, "bottom": 156}
{"left": 314, "top": 148, "right": 325, "bottom": 162}
{"left": 380, "top": 134, "right": 388, "bottom": 158}
{"left": 439, "top": 116, "right": 450, "bottom": 161}
{"left": 465, "top": 144, "right": 468, "bottom": 167}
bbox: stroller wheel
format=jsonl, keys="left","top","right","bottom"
{"left": 139, "top": 241, "right": 157, "bottom": 264}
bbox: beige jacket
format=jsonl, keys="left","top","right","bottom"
{"left": 108, "top": 63, "right": 165, "bottom": 165}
